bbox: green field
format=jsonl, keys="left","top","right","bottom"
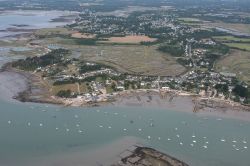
{"left": 215, "top": 49, "right": 250, "bottom": 83}
{"left": 224, "top": 43, "right": 250, "bottom": 51}
{"left": 213, "top": 36, "right": 250, "bottom": 42}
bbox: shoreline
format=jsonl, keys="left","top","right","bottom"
{"left": 1, "top": 64, "right": 250, "bottom": 122}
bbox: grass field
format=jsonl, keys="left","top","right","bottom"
{"left": 76, "top": 45, "right": 185, "bottom": 76}
{"left": 224, "top": 43, "right": 250, "bottom": 51}
{"left": 40, "top": 37, "right": 186, "bottom": 76}
{"left": 213, "top": 36, "right": 250, "bottom": 42}
{"left": 215, "top": 49, "right": 250, "bottom": 83}
{"left": 51, "top": 83, "right": 88, "bottom": 95}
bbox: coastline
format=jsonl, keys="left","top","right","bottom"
{"left": 2, "top": 63, "right": 250, "bottom": 122}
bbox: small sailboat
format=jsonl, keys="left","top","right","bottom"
{"left": 78, "top": 130, "right": 83, "bottom": 133}
{"left": 203, "top": 145, "right": 208, "bottom": 149}
{"left": 220, "top": 138, "right": 226, "bottom": 142}
{"left": 99, "top": 125, "right": 103, "bottom": 128}
{"left": 167, "top": 138, "right": 171, "bottom": 141}
{"left": 74, "top": 115, "right": 79, "bottom": 118}
{"left": 158, "top": 137, "right": 161, "bottom": 140}
{"left": 243, "top": 139, "right": 247, "bottom": 144}
{"left": 66, "top": 128, "right": 70, "bottom": 132}
{"left": 232, "top": 139, "right": 237, "bottom": 143}
{"left": 147, "top": 136, "right": 151, "bottom": 139}
{"left": 192, "top": 140, "right": 197, "bottom": 143}
{"left": 39, "top": 123, "right": 43, "bottom": 127}
{"left": 56, "top": 127, "right": 59, "bottom": 130}
{"left": 76, "top": 124, "right": 80, "bottom": 127}
{"left": 175, "top": 127, "right": 178, "bottom": 131}
{"left": 27, "top": 122, "right": 31, "bottom": 126}
{"left": 138, "top": 128, "right": 142, "bottom": 132}
{"left": 108, "top": 126, "right": 112, "bottom": 129}
{"left": 190, "top": 143, "right": 194, "bottom": 147}
{"left": 176, "top": 134, "right": 180, "bottom": 138}
{"left": 244, "top": 146, "right": 248, "bottom": 149}
{"left": 8, "top": 120, "right": 11, "bottom": 124}
{"left": 192, "top": 134, "right": 196, "bottom": 138}
{"left": 180, "top": 142, "right": 183, "bottom": 145}
{"left": 123, "top": 128, "right": 127, "bottom": 131}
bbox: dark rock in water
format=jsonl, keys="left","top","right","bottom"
{"left": 112, "top": 146, "right": 189, "bottom": 166}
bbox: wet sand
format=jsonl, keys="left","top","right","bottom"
{"left": 110, "top": 91, "right": 250, "bottom": 122}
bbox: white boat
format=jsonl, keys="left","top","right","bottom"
{"left": 158, "top": 137, "right": 161, "bottom": 140}
{"left": 190, "top": 143, "right": 194, "bottom": 147}
{"left": 220, "top": 138, "right": 226, "bottom": 142}
{"left": 138, "top": 128, "right": 142, "bottom": 131}
{"left": 8, "top": 120, "right": 11, "bottom": 124}
{"left": 176, "top": 134, "right": 180, "bottom": 138}
{"left": 108, "top": 126, "right": 112, "bottom": 129}
{"left": 244, "top": 146, "right": 248, "bottom": 149}
{"left": 27, "top": 122, "right": 31, "bottom": 126}
{"left": 147, "top": 136, "right": 151, "bottom": 139}
{"left": 232, "top": 140, "right": 237, "bottom": 143}
{"left": 66, "top": 128, "right": 70, "bottom": 132}
{"left": 167, "top": 138, "right": 171, "bottom": 141}
{"left": 39, "top": 123, "right": 43, "bottom": 127}
{"left": 123, "top": 128, "right": 127, "bottom": 131}
{"left": 180, "top": 142, "right": 183, "bottom": 145}
{"left": 203, "top": 145, "right": 208, "bottom": 149}
{"left": 192, "top": 140, "right": 197, "bottom": 143}
{"left": 99, "top": 125, "right": 103, "bottom": 128}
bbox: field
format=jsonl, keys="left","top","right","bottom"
{"left": 71, "top": 32, "right": 96, "bottom": 39}
{"left": 224, "top": 43, "right": 250, "bottom": 51}
{"left": 215, "top": 49, "right": 250, "bottom": 83}
{"left": 213, "top": 36, "right": 250, "bottom": 42}
{"left": 38, "top": 37, "right": 185, "bottom": 76}
{"left": 76, "top": 45, "right": 185, "bottom": 76}
{"left": 207, "top": 22, "right": 250, "bottom": 34}
{"left": 51, "top": 83, "right": 88, "bottom": 95}
{"left": 100, "top": 35, "right": 157, "bottom": 44}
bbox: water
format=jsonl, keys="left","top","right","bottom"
{"left": 0, "top": 100, "right": 249, "bottom": 166}
{"left": 0, "top": 10, "right": 75, "bottom": 38}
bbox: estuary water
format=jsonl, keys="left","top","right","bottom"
{"left": 0, "top": 10, "right": 76, "bottom": 38}
{"left": 0, "top": 100, "right": 249, "bottom": 166}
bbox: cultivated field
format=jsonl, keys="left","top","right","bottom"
{"left": 215, "top": 49, "right": 250, "bottom": 83}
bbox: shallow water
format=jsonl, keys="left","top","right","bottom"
{"left": 0, "top": 99, "right": 249, "bottom": 166}
{"left": 0, "top": 10, "right": 75, "bottom": 38}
